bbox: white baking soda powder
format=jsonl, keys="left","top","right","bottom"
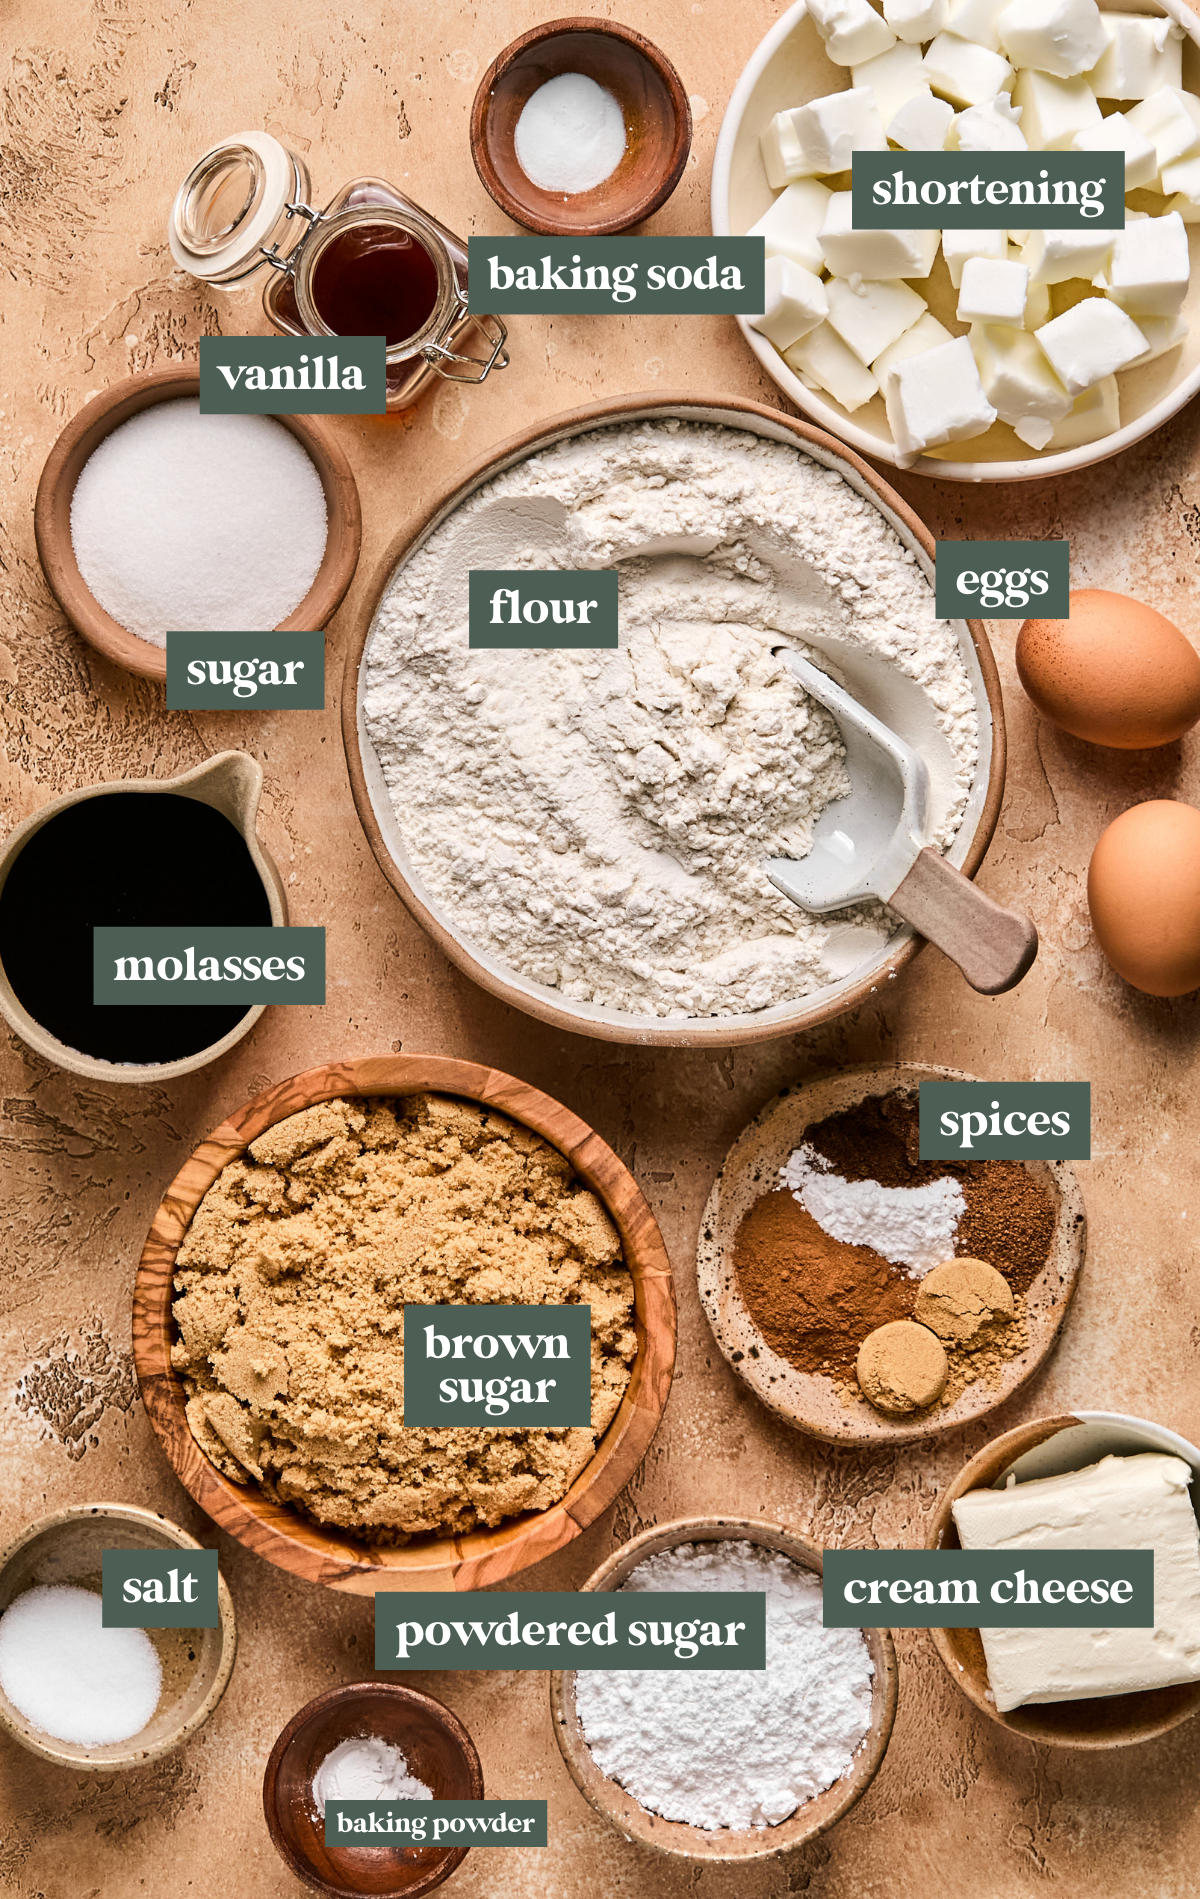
{"left": 514, "top": 73, "right": 627, "bottom": 195}
{"left": 574, "top": 1541, "right": 874, "bottom": 1831}
{"left": 70, "top": 399, "right": 328, "bottom": 646}
{"left": 0, "top": 1584, "right": 162, "bottom": 1746}
{"left": 312, "top": 1736, "right": 433, "bottom": 1815}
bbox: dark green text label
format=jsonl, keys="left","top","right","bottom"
{"left": 936, "top": 540, "right": 1069, "bottom": 619}
{"left": 93, "top": 926, "right": 326, "bottom": 1005}
{"left": 919, "top": 1080, "right": 1090, "bottom": 1158}
{"left": 324, "top": 1801, "right": 547, "bottom": 1848}
{"left": 402, "top": 1305, "right": 592, "bottom": 1426}
{"left": 102, "top": 1547, "right": 220, "bottom": 1628}
{"left": 166, "top": 632, "right": 325, "bottom": 709}
{"left": 467, "top": 238, "right": 765, "bottom": 314}
{"left": 468, "top": 571, "right": 618, "bottom": 649}
{"left": 823, "top": 1549, "right": 1152, "bottom": 1627}
{"left": 852, "top": 153, "right": 1124, "bottom": 229}
{"left": 198, "top": 333, "right": 386, "bottom": 414}
{"left": 375, "top": 1591, "right": 767, "bottom": 1670}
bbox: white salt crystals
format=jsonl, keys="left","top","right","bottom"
{"left": 514, "top": 73, "right": 627, "bottom": 195}
{"left": 0, "top": 1584, "right": 162, "bottom": 1746}
{"left": 70, "top": 399, "right": 328, "bottom": 646}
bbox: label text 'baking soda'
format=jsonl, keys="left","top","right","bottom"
{"left": 466, "top": 237, "right": 765, "bottom": 314}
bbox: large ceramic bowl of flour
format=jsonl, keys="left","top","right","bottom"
{"left": 342, "top": 395, "right": 1005, "bottom": 1047}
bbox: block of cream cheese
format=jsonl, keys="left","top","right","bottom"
{"left": 784, "top": 322, "right": 881, "bottom": 410}
{"left": 749, "top": 179, "right": 833, "bottom": 273}
{"left": 889, "top": 88, "right": 956, "bottom": 148}
{"left": 1036, "top": 298, "right": 1148, "bottom": 393}
{"left": 885, "top": 334, "right": 998, "bottom": 461}
{"left": 952, "top": 95, "right": 1027, "bottom": 149}
{"left": 826, "top": 274, "right": 928, "bottom": 362}
{"left": 997, "top": 0, "right": 1108, "bottom": 79}
{"left": 1072, "top": 111, "right": 1159, "bottom": 189}
{"left": 1088, "top": 13, "right": 1184, "bottom": 101}
{"left": 1104, "top": 210, "right": 1190, "bottom": 317}
{"left": 749, "top": 255, "right": 830, "bottom": 351}
{"left": 807, "top": 0, "right": 897, "bottom": 65}
{"left": 952, "top": 1453, "right": 1200, "bottom": 1712}
{"left": 819, "top": 191, "right": 941, "bottom": 277}
{"left": 885, "top": 0, "right": 949, "bottom": 45}
{"left": 853, "top": 41, "right": 930, "bottom": 121}
{"left": 923, "top": 31, "right": 1015, "bottom": 106}
{"left": 1012, "top": 68, "right": 1101, "bottom": 148}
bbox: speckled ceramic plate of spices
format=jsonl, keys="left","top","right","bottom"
{"left": 697, "top": 1063, "right": 1086, "bottom": 1445}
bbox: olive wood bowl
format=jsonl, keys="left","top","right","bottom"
{"left": 470, "top": 18, "right": 691, "bottom": 236}
{"left": 0, "top": 1502, "right": 236, "bottom": 1770}
{"left": 263, "top": 1681, "right": 483, "bottom": 1898}
{"left": 550, "top": 1516, "right": 898, "bottom": 1860}
{"left": 697, "top": 1063, "right": 1086, "bottom": 1446}
{"left": 341, "top": 392, "right": 1004, "bottom": 1049}
{"left": 927, "top": 1411, "right": 1200, "bottom": 1748}
{"left": 34, "top": 366, "right": 362, "bottom": 681}
{"left": 133, "top": 1054, "right": 676, "bottom": 1595}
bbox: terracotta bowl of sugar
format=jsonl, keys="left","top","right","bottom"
{"left": 0, "top": 1502, "right": 236, "bottom": 1770}
{"left": 550, "top": 1517, "right": 898, "bottom": 1861}
{"left": 34, "top": 366, "right": 361, "bottom": 682}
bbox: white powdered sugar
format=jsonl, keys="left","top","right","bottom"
{"left": 573, "top": 1540, "right": 875, "bottom": 1832}
{"left": 781, "top": 1142, "right": 965, "bottom": 1277}
{"left": 364, "top": 421, "right": 978, "bottom": 1019}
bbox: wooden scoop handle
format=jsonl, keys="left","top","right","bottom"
{"left": 890, "top": 848, "right": 1038, "bottom": 996}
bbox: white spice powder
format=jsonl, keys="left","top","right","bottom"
{"left": 70, "top": 399, "right": 328, "bottom": 646}
{"left": 312, "top": 1735, "right": 433, "bottom": 1815}
{"left": 364, "top": 421, "right": 978, "bottom": 1020}
{"left": 574, "top": 1541, "right": 875, "bottom": 1831}
{"left": 781, "top": 1143, "right": 965, "bottom": 1277}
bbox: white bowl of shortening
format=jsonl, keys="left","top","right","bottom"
{"left": 549, "top": 1518, "right": 898, "bottom": 1861}
{"left": 345, "top": 397, "right": 1004, "bottom": 1048}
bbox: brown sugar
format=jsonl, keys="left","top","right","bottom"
{"left": 171, "top": 1093, "right": 636, "bottom": 1544}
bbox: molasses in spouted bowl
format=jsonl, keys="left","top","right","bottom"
{"left": 263, "top": 1682, "right": 483, "bottom": 1898}
{"left": 927, "top": 1412, "right": 1200, "bottom": 1749}
{"left": 133, "top": 1054, "right": 676, "bottom": 1595}
{"left": 549, "top": 1517, "right": 897, "bottom": 1862}
{"left": 0, "top": 750, "right": 287, "bottom": 1085}
{"left": 697, "top": 1064, "right": 1085, "bottom": 1445}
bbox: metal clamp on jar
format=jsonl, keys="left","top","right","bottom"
{"left": 169, "top": 132, "right": 508, "bottom": 411}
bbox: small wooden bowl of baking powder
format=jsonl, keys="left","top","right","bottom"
{"left": 471, "top": 19, "right": 691, "bottom": 237}
{"left": 550, "top": 1517, "right": 898, "bottom": 1861}
{"left": 34, "top": 367, "right": 361, "bottom": 682}
{"left": 263, "top": 1682, "right": 482, "bottom": 1898}
{"left": 133, "top": 1054, "right": 676, "bottom": 1596}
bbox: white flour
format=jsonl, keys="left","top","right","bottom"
{"left": 781, "top": 1143, "right": 965, "bottom": 1277}
{"left": 364, "top": 421, "right": 978, "bottom": 1019}
{"left": 573, "top": 1541, "right": 874, "bottom": 1831}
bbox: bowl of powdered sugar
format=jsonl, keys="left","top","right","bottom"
{"left": 345, "top": 395, "right": 1004, "bottom": 1047}
{"left": 550, "top": 1517, "right": 897, "bottom": 1860}
{"left": 35, "top": 367, "right": 361, "bottom": 682}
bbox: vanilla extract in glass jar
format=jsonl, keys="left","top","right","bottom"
{"left": 169, "top": 132, "right": 508, "bottom": 410}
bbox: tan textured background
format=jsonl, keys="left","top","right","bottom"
{"left": 5, "top": 0, "right": 1200, "bottom": 1891}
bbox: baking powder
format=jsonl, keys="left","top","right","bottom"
{"left": 312, "top": 1736, "right": 433, "bottom": 1815}
{"left": 574, "top": 1540, "right": 874, "bottom": 1831}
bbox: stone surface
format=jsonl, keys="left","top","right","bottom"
{"left": 5, "top": 0, "right": 1200, "bottom": 1893}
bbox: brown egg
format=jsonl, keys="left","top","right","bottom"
{"left": 1088, "top": 801, "right": 1200, "bottom": 996}
{"left": 1017, "top": 589, "right": 1200, "bottom": 748}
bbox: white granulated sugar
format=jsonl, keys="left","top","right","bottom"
{"left": 574, "top": 1541, "right": 874, "bottom": 1831}
{"left": 515, "top": 72, "right": 627, "bottom": 194}
{"left": 0, "top": 1583, "right": 162, "bottom": 1746}
{"left": 312, "top": 1736, "right": 433, "bottom": 1815}
{"left": 781, "top": 1142, "right": 964, "bottom": 1277}
{"left": 363, "top": 421, "right": 977, "bottom": 1020}
{"left": 70, "top": 399, "right": 328, "bottom": 646}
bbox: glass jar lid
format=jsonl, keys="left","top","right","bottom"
{"left": 169, "top": 132, "right": 309, "bottom": 284}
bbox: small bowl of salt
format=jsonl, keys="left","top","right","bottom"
{"left": 0, "top": 1502, "right": 236, "bottom": 1771}
{"left": 470, "top": 17, "right": 691, "bottom": 237}
{"left": 263, "top": 1681, "right": 483, "bottom": 1897}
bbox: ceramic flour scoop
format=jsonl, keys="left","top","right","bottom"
{"left": 767, "top": 651, "right": 1037, "bottom": 996}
